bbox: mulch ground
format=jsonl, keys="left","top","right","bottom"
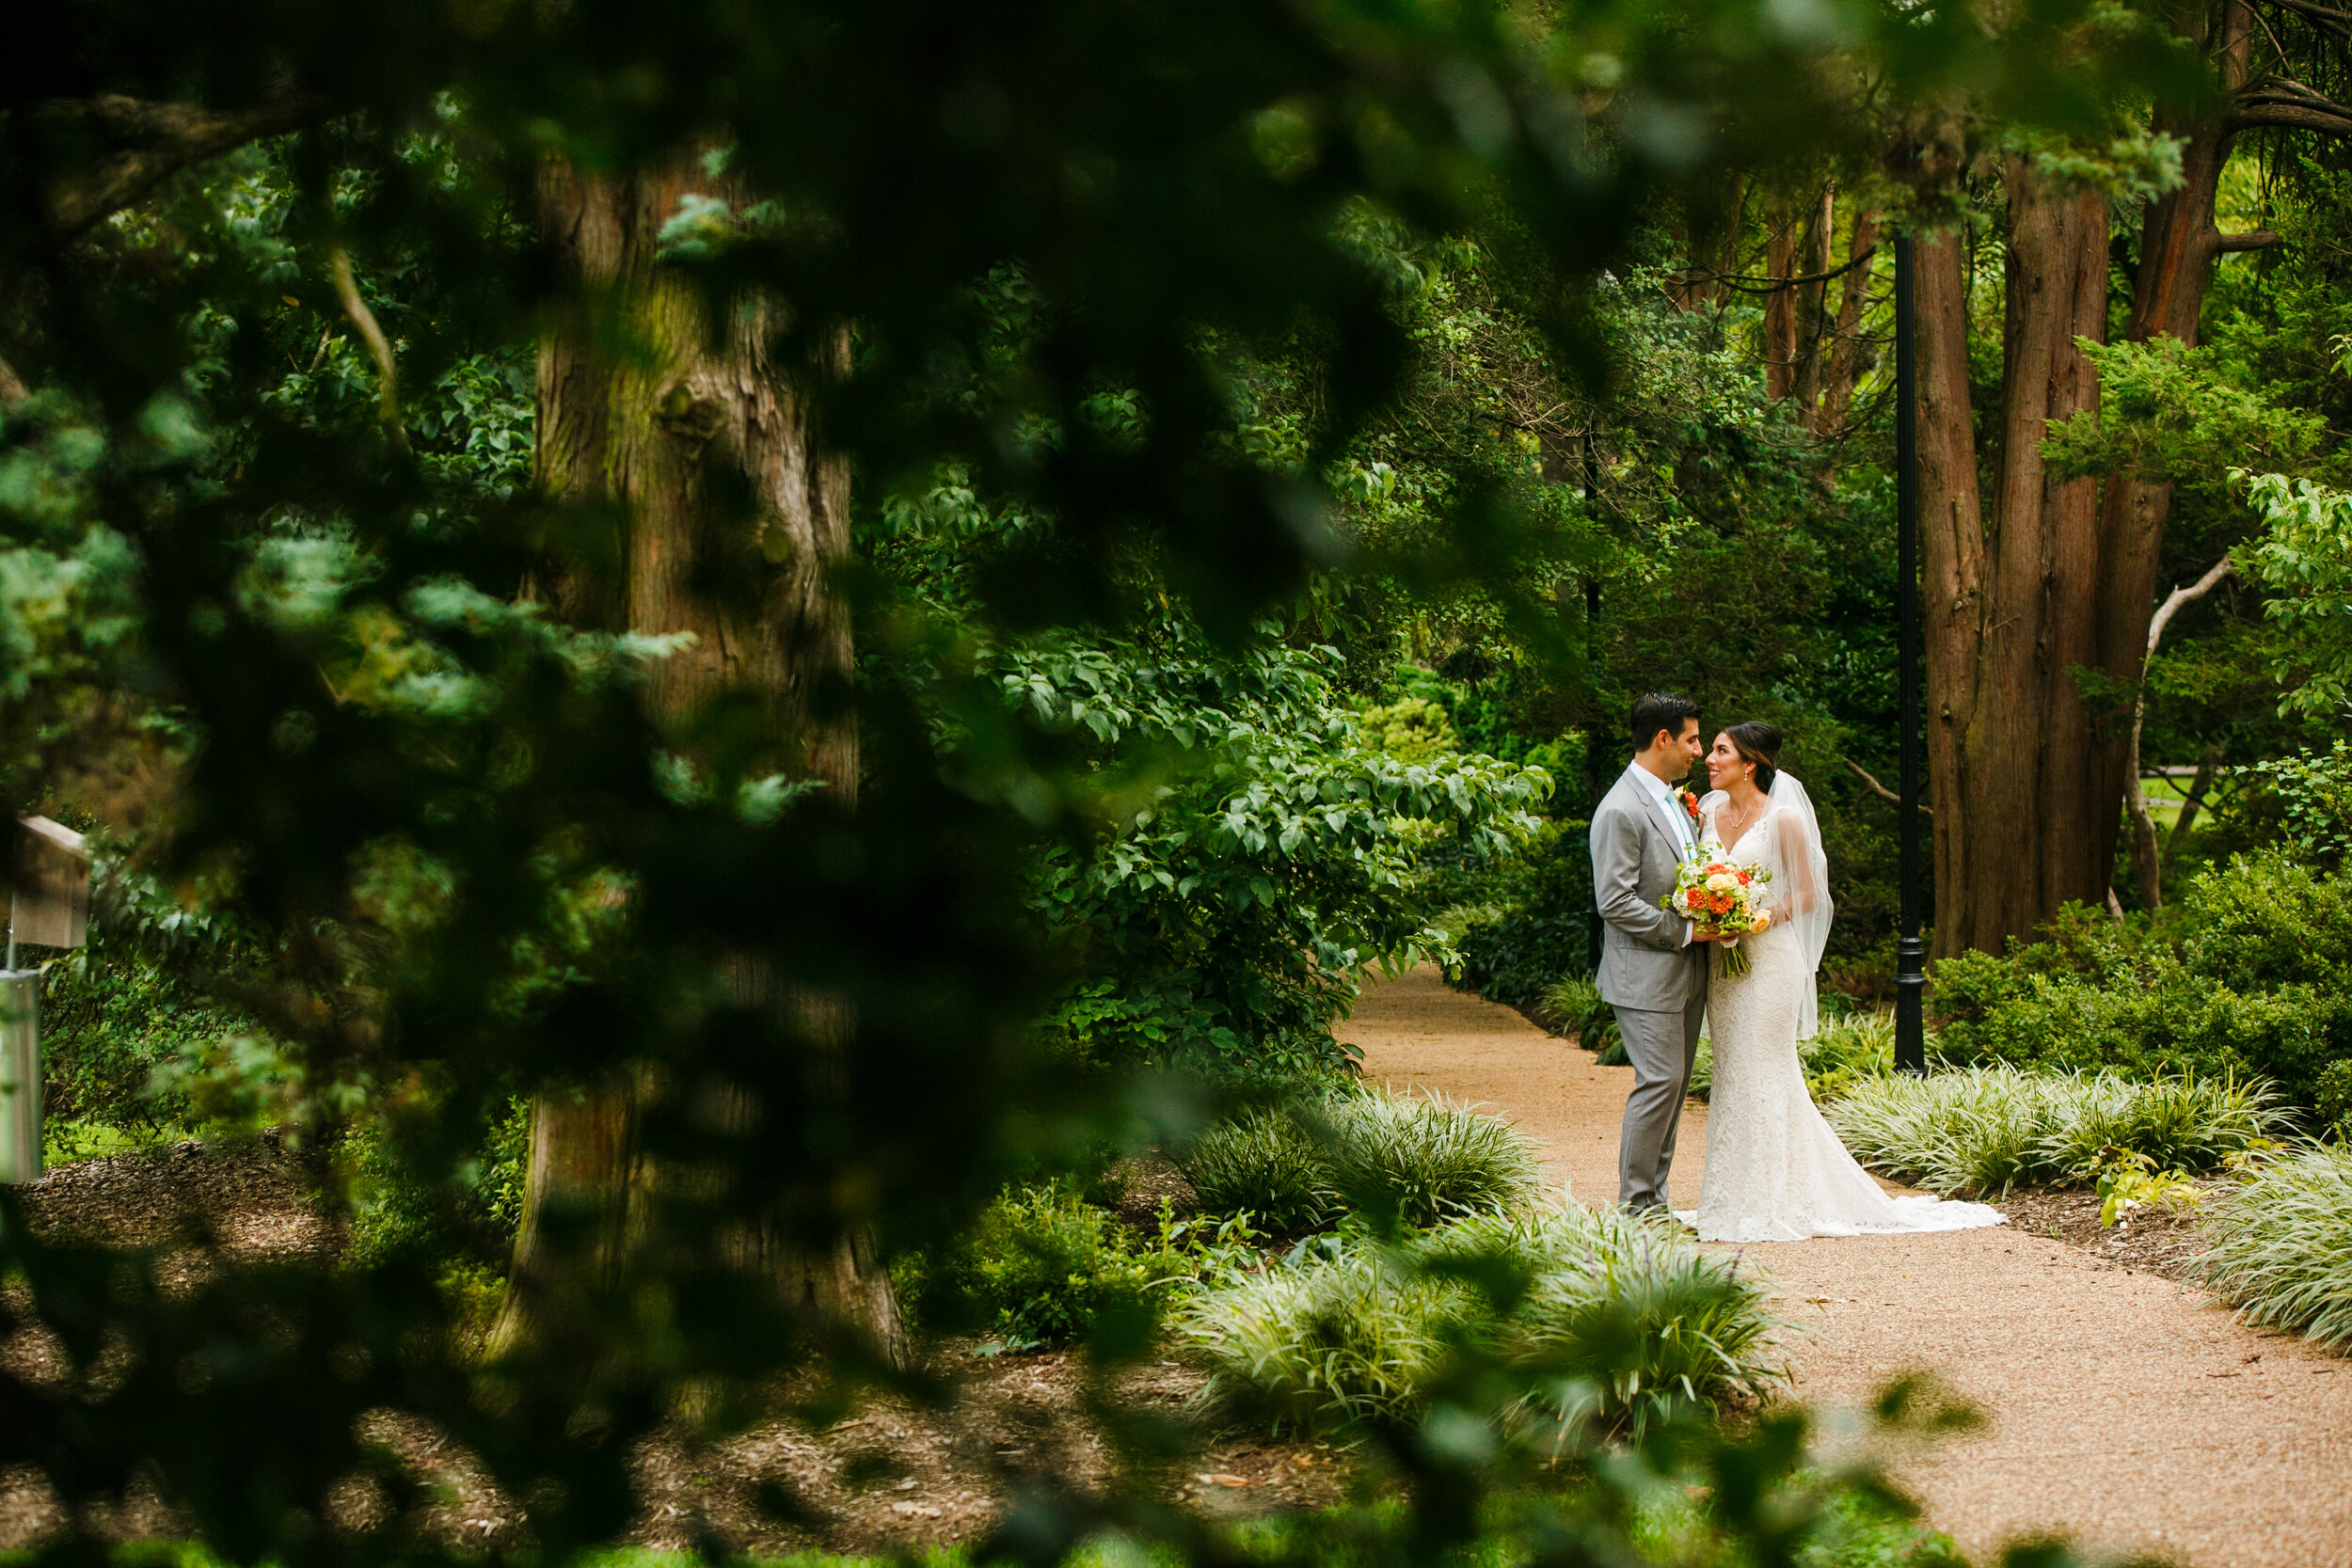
{"left": 0, "top": 1138, "right": 1347, "bottom": 1558}
{"left": 1994, "top": 1181, "right": 2220, "bottom": 1279}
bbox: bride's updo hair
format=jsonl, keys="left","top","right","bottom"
{"left": 1723, "top": 721, "right": 1782, "bottom": 793}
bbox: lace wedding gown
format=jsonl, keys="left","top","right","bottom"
{"left": 1681, "top": 786, "right": 2005, "bottom": 1243}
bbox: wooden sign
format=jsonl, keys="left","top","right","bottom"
{"left": 10, "top": 816, "right": 90, "bottom": 951}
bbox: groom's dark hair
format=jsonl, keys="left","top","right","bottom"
{"left": 1629, "top": 691, "right": 1700, "bottom": 753}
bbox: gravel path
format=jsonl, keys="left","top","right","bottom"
{"left": 1340, "top": 966, "right": 2352, "bottom": 1568}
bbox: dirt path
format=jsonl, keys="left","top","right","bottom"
{"left": 1341, "top": 966, "right": 2352, "bottom": 1568}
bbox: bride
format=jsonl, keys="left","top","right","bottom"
{"left": 1682, "top": 721, "right": 2004, "bottom": 1243}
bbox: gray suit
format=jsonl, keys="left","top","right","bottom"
{"left": 1589, "top": 763, "right": 1710, "bottom": 1209}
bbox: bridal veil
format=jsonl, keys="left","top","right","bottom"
{"left": 1770, "top": 772, "right": 1833, "bottom": 1039}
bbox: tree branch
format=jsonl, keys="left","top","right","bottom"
{"left": 2255, "top": 0, "right": 2352, "bottom": 36}
{"left": 37, "top": 91, "right": 329, "bottom": 239}
{"left": 1684, "top": 246, "right": 1879, "bottom": 296}
{"left": 2233, "top": 73, "right": 2352, "bottom": 136}
{"left": 2125, "top": 554, "right": 2234, "bottom": 911}
{"left": 2216, "top": 229, "right": 2284, "bottom": 251}
{"left": 1841, "top": 755, "right": 1931, "bottom": 815}
{"left": 329, "top": 246, "right": 408, "bottom": 451}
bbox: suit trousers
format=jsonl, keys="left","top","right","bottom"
{"left": 1614, "top": 991, "right": 1708, "bottom": 1209}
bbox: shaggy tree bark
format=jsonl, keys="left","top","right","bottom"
{"left": 494, "top": 154, "right": 907, "bottom": 1366}
{"left": 1912, "top": 0, "right": 2352, "bottom": 953}
{"left": 1914, "top": 162, "right": 2113, "bottom": 958}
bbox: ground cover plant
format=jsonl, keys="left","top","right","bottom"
{"left": 2196, "top": 1143, "right": 2352, "bottom": 1353}
{"left": 1825, "top": 1066, "right": 2286, "bottom": 1197}
{"left": 1181, "top": 1085, "right": 1542, "bottom": 1234}
{"left": 1178, "top": 1206, "right": 1783, "bottom": 1438}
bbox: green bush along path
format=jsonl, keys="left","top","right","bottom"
{"left": 1339, "top": 966, "right": 2352, "bottom": 1568}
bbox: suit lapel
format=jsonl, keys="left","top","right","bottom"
{"left": 1645, "top": 778, "right": 1695, "bottom": 862}
{"left": 1619, "top": 765, "right": 1694, "bottom": 863}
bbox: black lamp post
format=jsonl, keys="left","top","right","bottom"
{"left": 1893, "top": 234, "right": 1928, "bottom": 1074}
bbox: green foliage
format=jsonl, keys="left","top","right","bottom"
{"left": 1179, "top": 1207, "right": 1782, "bottom": 1437}
{"left": 1323, "top": 1088, "right": 1546, "bottom": 1229}
{"left": 34, "top": 948, "right": 236, "bottom": 1131}
{"left": 2197, "top": 1143, "right": 2352, "bottom": 1351}
{"left": 1931, "top": 862, "right": 2352, "bottom": 1110}
{"left": 2237, "top": 470, "right": 2352, "bottom": 716}
{"left": 1825, "top": 1065, "right": 2285, "bottom": 1197}
{"left": 2042, "top": 338, "right": 2324, "bottom": 483}
{"left": 1355, "top": 697, "right": 1457, "bottom": 766}
{"left": 1183, "top": 1106, "right": 1341, "bottom": 1234}
{"left": 1447, "top": 824, "right": 1595, "bottom": 1007}
{"left": 2091, "top": 1148, "right": 2202, "bottom": 1228}
{"left": 2249, "top": 742, "right": 2352, "bottom": 867}
{"left": 1184, "top": 1086, "right": 1542, "bottom": 1235}
{"left": 341, "top": 1098, "right": 531, "bottom": 1273}
{"left": 1537, "top": 973, "right": 1620, "bottom": 1061}
{"left": 901, "top": 1184, "right": 1258, "bottom": 1349}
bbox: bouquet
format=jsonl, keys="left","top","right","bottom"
{"left": 1662, "top": 858, "right": 1773, "bottom": 975}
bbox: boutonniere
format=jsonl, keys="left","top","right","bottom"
{"left": 1678, "top": 788, "right": 1702, "bottom": 822}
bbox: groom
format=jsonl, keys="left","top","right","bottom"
{"left": 1590, "top": 691, "right": 1714, "bottom": 1212}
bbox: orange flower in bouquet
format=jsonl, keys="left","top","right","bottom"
{"left": 1661, "top": 858, "right": 1773, "bottom": 975}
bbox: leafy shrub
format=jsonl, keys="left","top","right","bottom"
{"left": 2247, "top": 741, "right": 2352, "bottom": 868}
{"left": 1448, "top": 822, "right": 1595, "bottom": 1007}
{"left": 1180, "top": 1207, "right": 1782, "bottom": 1435}
{"left": 1931, "top": 860, "right": 2352, "bottom": 1111}
{"left": 35, "top": 946, "right": 241, "bottom": 1130}
{"left": 1182, "top": 1085, "right": 1541, "bottom": 1234}
{"left": 2197, "top": 1143, "right": 2352, "bottom": 1350}
{"left": 1357, "top": 695, "right": 1458, "bottom": 764}
{"left": 1826, "top": 1065, "right": 2285, "bottom": 1196}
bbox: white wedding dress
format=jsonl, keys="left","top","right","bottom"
{"left": 1680, "top": 776, "right": 2005, "bottom": 1243}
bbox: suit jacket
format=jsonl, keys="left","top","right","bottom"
{"left": 1590, "top": 763, "right": 1710, "bottom": 1012}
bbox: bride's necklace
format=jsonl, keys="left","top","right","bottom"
{"left": 1719, "top": 791, "right": 1763, "bottom": 839}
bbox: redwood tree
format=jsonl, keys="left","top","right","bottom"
{"left": 1913, "top": 0, "right": 2346, "bottom": 955}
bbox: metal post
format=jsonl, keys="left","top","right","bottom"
{"left": 0, "top": 968, "right": 38, "bottom": 1183}
{"left": 1893, "top": 233, "right": 1928, "bottom": 1074}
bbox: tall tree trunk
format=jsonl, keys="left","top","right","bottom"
{"left": 495, "top": 154, "right": 907, "bottom": 1367}
{"left": 1918, "top": 162, "right": 2110, "bottom": 958}
{"left": 1913, "top": 5, "right": 2283, "bottom": 955}
{"left": 1790, "top": 185, "right": 1837, "bottom": 414}
{"left": 1764, "top": 206, "right": 1800, "bottom": 400}
{"left": 1812, "top": 206, "right": 1879, "bottom": 434}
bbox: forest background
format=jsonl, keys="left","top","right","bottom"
{"left": 7, "top": 0, "right": 2352, "bottom": 1565}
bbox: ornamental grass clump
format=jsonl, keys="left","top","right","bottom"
{"left": 1182, "top": 1085, "right": 1541, "bottom": 1233}
{"left": 1182, "top": 1105, "right": 1339, "bottom": 1233}
{"left": 1322, "top": 1086, "right": 1544, "bottom": 1228}
{"left": 1827, "top": 1064, "right": 2284, "bottom": 1196}
{"left": 2196, "top": 1143, "right": 2352, "bottom": 1351}
{"left": 1180, "top": 1207, "right": 1783, "bottom": 1436}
